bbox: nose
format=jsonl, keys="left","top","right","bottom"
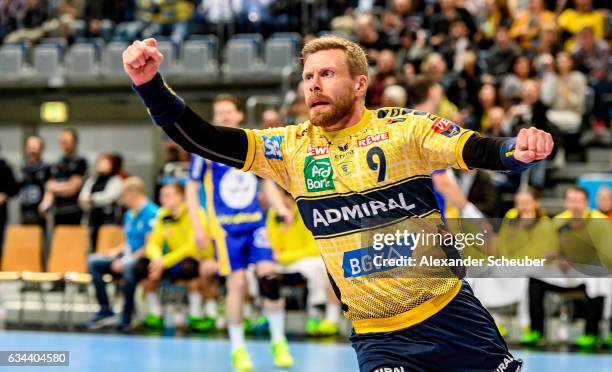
{"left": 309, "top": 75, "right": 321, "bottom": 92}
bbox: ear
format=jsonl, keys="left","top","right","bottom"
{"left": 355, "top": 75, "right": 368, "bottom": 99}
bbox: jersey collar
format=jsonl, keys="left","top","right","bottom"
{"left": 316, "top": 109, "right": 372, "bottom": 141}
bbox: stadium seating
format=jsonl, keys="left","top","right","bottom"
{"left": 65, "top": 42, "right": 99, "bottom": 80}
{"left": 102, "top": 41, "right": 129, "bottom": 78}
{"left": 181, "top": 39, "right": 218, "bottom": 77}
{"left": 32, "top": 43, "right": 63, "bottom": 80}
{"left": 0, "top": 43, "right": 27, "bottom": 81}
{"left": 95, "top": 225, "right": 125, "bottom": 254}
{"left": 0, "top": 225, "right": 43, "bottom": 281}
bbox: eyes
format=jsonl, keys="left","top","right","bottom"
{"left": 304, "top": 69, "right": 334, "bottom": 80}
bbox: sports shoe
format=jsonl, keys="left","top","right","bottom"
{"left": 271, "top": 339, "right": 293, "bottom": 368}
{"left": 86, "top": 310, "right": 116, "bottom": 330}
{"left": 231, "top": 347, "right": 253, "bottom": 371}
{"left": 575, "top": 334, "right": 597, "bottom": 349}
{"left": 317, "top": 319, "right": 340, "bottom": 336}
{"left": 188, "top": 316, "right": 216, "bottom": 333}
{"left": 519, "top": 330, "right": 542, "bottom": 346}
{"left": 304, "top": 317, "right": 320, "bottom": 336}
{"left": 143, "top": 314, "right": 164, "bottom": 330}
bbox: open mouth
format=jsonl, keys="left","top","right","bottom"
{"left": 310, "top": 100, "right": 330, "bottom": 109}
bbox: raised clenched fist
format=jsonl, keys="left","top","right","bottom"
{"left": 122, "top": 38, "right": 164, "bottom": 86}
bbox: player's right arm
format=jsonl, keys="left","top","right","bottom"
{"left": 123, "top": 39, "right": 290, "bottom": 189}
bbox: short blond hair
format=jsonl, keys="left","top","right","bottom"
{"left": 301, "top": 36, "right": 368, "bottom": 78}
{"left": 122, "top": 176, "right": 146, "bottom": 196}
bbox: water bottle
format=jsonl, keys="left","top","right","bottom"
{"left": 164, "top": 304, "right": 176, "bottom": 336}
{"left": 558, "top": 304, "right": 569, "bottom": 344}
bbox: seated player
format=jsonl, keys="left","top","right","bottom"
{"left": 134, "top": 183, "right": 216, "bottom": 333}
{"left": 125, "top": 36, "right": 553, "bottom": 372}
{"left": 267, "top": 189, "right": 341, "bottom": 336}
{"left": 186, "top": 94, "right": 293, "bottom": 370}
{"left": 86, "top": 176, "right": 159, "bottom": 331}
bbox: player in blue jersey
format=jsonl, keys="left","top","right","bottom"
{"left": 186, "top": 94, "right": 293, "bottom": 371}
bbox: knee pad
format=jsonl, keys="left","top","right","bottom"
{"left": 133, "top": 257, "right": 150, "bottom": 281}
{"left": 180, "top": 258, "right": 199, "bottom": 279}
{"left": 258, "top": 274, "right": 281, "bottom": 300}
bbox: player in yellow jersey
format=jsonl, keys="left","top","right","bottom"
{"left": 124, "top": 36, "right": 553, "bottom": 371}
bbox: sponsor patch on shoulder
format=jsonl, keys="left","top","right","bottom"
{"left": 263, "top": 135, "right": 283, "bottom": 160}
{"left": 431, "top": 117, "right": 461, "bottom": 138}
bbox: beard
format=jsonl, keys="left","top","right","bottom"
{"left": 309, "top": 92, "right": 355, "bottom": 128}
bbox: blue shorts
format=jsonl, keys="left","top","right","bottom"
{"left": 350, "top": 281, "right": 522, "bottom": 372}
{"left": 214, "top": 224, "right": 274, "bottom": 276}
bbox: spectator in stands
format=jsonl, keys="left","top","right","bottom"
{"left": 354, "top": 13, "right": 390, "bottom": 63}
{"left": 380, "top": 85, "right": 407, "bottom": 108}
{"left": 396, "top": 29, "right": 431, "bottom": 74}
{"left": 476, "top": 0, "right": 512, "bottom": 49}
{"left": 366, "top": 49, "right": 397, "bottom": 108}
{"left": 267, "top": 190, "right": 341, "bottom": 336}
{"left": 484, "top": 27, "right": 521, "bottom": 82}
{"left": 500, "top": 55, "right": 534, "bottom": 105}
{"left": 420, "top": 52, "right": 456, "bottom": 95}
{"left": 474, "top": 84, "right": 499, "bottom": 133}
{"left": 86, "top": 177, "right": 159, "bottom": 331}
{"left": 114, "top": 0, "right": 156, "bottom": 41}
{"left": 392, "top": 0, "right": 426, "bottom": 33}
{"left": 445, "top": 51, "right": 481, "bottom": 125}
{"left": 39, "top": 128, "right": 88, "bottom": 226}
{"left": 281, "top": 81, "right": 309, "bottom": 125}
{"left": 3, "top": 0, "right": 48, "bottom": 44}
{"left": 261, "top": 109, "right": 282, "bottom": 129}
{"left": 79, "top": 153, "right": 123, "bottom": 251}
{"left": 409, "top": 74, "right": 461, "bottom": 124}
{"left": 540, "top": 52, "right": 587, "bottom": 147}
{"left": 141, "top": 0, "right": 194, "bottom": 44}
{"left": 134, "top": 183, "right": 217, "bottom": 332}
{"left": 83, "top": 0, "right": 125, "bottom": 40}
{"left": 19, "top": 136, "right": 50, "bottom": 228}
{"left": 530, "top": 23, "right": 561, "bottom": 60}
{"left": 193, "top": 0, "right": 240, "bottom": 35}
{"left": 429, "top": 0, "right": 476, "bottom": 48}
{"left": 596, "top": 187, "right": 611, "bottom": 218}
{"left": 487, "top": 106, "right": 510, "bottom": 137}
{"left": 571, "top": 26, "right": 611, "bottom": 128}
{"left": 557, "top": 0, "right": 606, "bottom": 51}
{"left": 509, "top": 0, "right": 555, "bottom": 51}
{"left": 436, "top": 19, "right": 477, "bottom": 73}
{"left": 0, "top": 145, "right": 17, "bottom": 257}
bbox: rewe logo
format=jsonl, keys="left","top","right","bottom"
{"left": 307, "top": 144, "right": 330, "bottom": 156}
{"left": 358, "top": 132, "right": 389, "bottom": 147}
{"left": 304, "top": 155, "right": 335, "bottom": 192}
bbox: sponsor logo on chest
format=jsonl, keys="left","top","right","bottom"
{"left": 357, "top": 132, "right": 389, "bottom": 147}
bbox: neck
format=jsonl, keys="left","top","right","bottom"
{"left": 414, "top": 101, "right": 437, "bottom": 114}
{"left": 27, "top": 156, "right": 39, "bottom": 165}
{"left": 133, "top": 197, "right": 147, "bottom": 212}
{"left": 169, "top": 204, "right": 183, "bottom": 217}
{"left": 320, "top": 103, "right": 366, "bottom": 132}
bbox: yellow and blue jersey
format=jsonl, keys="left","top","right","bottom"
{"left": 242, "top": 107, "right": 475, "bottom": 333}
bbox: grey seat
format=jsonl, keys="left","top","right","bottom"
{"left": 102, "top": 41, "right": 128, "bottom": 77}
{"left": 65, "top": 43, "right": 98, "bottom": 79}
{"left": 225, "top": 38, "right": 262, "bottom": 77}
{"left": 264, "top": 38, "right": 298, "bottom": 74}
{"left": 156, "top": 40, "right": 175, "bottom": 75}
{"left": 33, "top": 43, "right": 62, "bottom": 79}
{"left": 0, "top": 44, "right": 26, "bottom": 80}
{"left": 181, "top": 40, "right": 216, "bottom": 76}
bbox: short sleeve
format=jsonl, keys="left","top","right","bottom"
{"left": 188, "top": 154, "right": 207, "bottom": 181}
{"left": 241, "top": 126, "right": 293, "bottom": 191}
{"left": 407, "top": 114, "right": 475, "bottom": 171}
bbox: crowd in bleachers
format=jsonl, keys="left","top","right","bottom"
{"left": 0, "top": 0, "right": 611, "bottom": 351}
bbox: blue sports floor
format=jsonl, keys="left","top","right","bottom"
{"left": 1, "top": 331, "right": 611, "bottom": 371}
